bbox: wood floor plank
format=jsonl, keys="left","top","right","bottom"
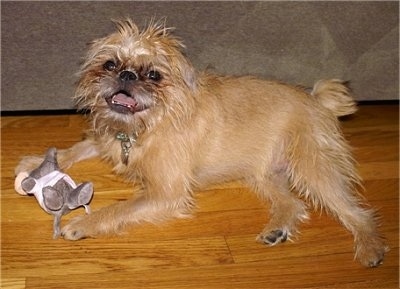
{"left": 1, "top": 104, "right": 398, "bottom": 289}
{"left": 362, "top": 178, "right": 399, "bottom": 201}
{"left": 24, "top": 259, "right": 399, "bottom": 289}
{"left": 354, "top": 145, "right": 399, "bottom": 163}
{"left": 359, "top": 161, "right": 399, "bottom": 181}
{"left": 2, "top": 236, "right": 233, "bottom": 278}
{"left": 1, "top": 279, "right": 26, "bottom": 289}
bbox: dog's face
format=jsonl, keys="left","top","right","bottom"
{"left": 74, "top": 19, "right": 197, "bottom": 132}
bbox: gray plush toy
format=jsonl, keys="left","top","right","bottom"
{"left": 14, "top": 147, "right": 93, "bottom": 238}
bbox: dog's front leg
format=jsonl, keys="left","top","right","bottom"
{"left": 57, "top": 138, "right": 100, "bottom": 170}
{"left": 61, "top": 194, "right": 192, "bottom": 240}
{"left": 15, "top": 138, "right": 99, "bottom": 175}
{"left": 61, "top": 142, "right": 195, "bottom": 240}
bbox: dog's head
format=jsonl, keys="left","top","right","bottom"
{"left": 74, "top": 18, "right": 197, "bottom": 133}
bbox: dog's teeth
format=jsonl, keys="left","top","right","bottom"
{"left": 111, "top": 93, "right": 137, "bottom": 108}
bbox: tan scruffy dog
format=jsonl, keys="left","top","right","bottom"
{"left": 16, "top": 18, "right": 388, "bottom": 267}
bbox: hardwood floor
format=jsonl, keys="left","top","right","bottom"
{"left": 1, "top": 104, "right": 398, "bottom": 289}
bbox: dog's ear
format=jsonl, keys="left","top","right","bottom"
{"left": 169, "top": 54, "right": 197, "bottom": 92}
{"left": 181, "top": 60, "right": 197, "bottom": 91}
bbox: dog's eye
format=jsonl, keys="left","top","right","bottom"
{"left": 103, "top": 60, "right": 117, "bottom": 72}
{"left": 147, "top": 70, "right": 162, "bottom": 82}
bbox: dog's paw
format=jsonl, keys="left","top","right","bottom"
{"left": 15, "top": 155, "right": 44, "bottom": 175}
{"left": 257, "top": 229, "right": 288, "bottom": 246}
{"left": 61, "top": 215, "right": 91, "bottom": 241}
{"left": 355, "top": 238, "right": 390, "bottom": 267}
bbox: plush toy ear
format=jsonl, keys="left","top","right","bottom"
{"left": 66, "top": 182, "right": 94, "bottom": 209}
{"left": 21, "top": 176, "right": 37, "bottom": 194}
{"left": 15, "top": 172, "right": 30, "bottom": 195}
{"left": 43, "top": 187, "right": 64, "bottom": 211}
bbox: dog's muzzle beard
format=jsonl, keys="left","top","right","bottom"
{"left": 105, "top": 70, "right": 148, "bottom": 115}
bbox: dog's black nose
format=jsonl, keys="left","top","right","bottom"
{"left": 119, "top": 71, "right": 137, "bottom": 82}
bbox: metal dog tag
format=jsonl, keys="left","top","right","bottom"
{"left": 116, "top": 132, "right": 133, "bottom": 165}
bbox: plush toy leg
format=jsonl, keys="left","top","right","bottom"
{"left": 53, "top": 215, "right": 62, "bottom": 239}
{"left": 84, "top": 205, "right": 91, "bottom": 214}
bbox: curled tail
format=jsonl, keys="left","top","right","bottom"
{"left": 311, "top": 79, "right": 357, "bottom": 117}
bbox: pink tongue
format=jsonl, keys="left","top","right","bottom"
{"left": 112, "top": 93, "right": 137, "bottom": 108}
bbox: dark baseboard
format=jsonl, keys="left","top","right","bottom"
{"left": 357, "top": 99, "right": 399, "bottom": 106}
{"left": 1, "top": 100, "right": 398, "bottom": 116}
{"left": 1, "top": 109, "right": 83, "bottom": 117}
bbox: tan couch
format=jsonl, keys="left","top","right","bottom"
{"left": 2, "top": 1, "right": 398, "bottom": 111}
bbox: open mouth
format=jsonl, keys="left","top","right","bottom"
{"left": 106, "top": 91, "right": 140, "bottom": 114}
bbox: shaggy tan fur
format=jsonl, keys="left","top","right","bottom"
{"left": 16, "top": 19, "right": 388, "bottom": 267}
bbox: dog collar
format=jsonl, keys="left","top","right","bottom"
{"left": 116, "top": 132, "right": 137, "bottom": 165}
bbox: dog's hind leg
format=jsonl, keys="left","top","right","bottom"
{"left": 287, "top": 127, "right": 388, "bottom": 267}
{"left": 250, "top": 171, "right": 309, "bottom": 246}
